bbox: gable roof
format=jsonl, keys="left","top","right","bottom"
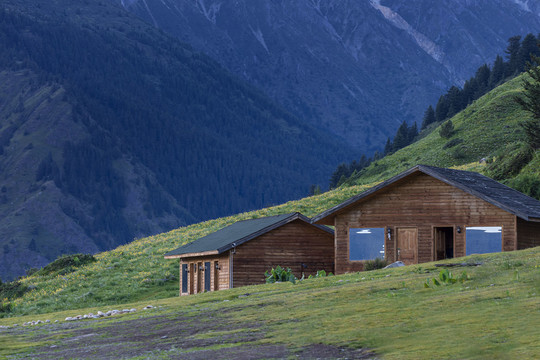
{"left": 164, "top": 212, "right": 333, "bottom": 259}
{"left": 312, "top": 165, "right": 540, "bottom": 224}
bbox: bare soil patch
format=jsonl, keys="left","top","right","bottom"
{"left": 5, "top": 309, "right": 376, "bottom": 359}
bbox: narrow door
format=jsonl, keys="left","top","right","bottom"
{"left": 434, "top": 227, "right": 454, "bottom": 260}
{"left": 181, "top": 263, "right": 188, "bottom": 294}
{"left": 397, "top": 227, "right": 418, "bottom": 265}
{"left": 214, "top": 261, "right": 219, "bottom": 291}
{"left": 189, "top": 263, "right": 195, "bottom": 294}
{"left": 204, "top": 262, "right": 211, "bottom": 292}
{"left": 196, "top": 262, "right": 203, "bottom": 293}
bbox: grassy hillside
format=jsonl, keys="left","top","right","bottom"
{"left": 1, "top": 71, "right": 540, "bottom": 358}
{"left": 2, "top": 70, "right": 538, "bottom": 318}
{"left": 1, "top": 247, "right": 540, "bottom": 359}
{"left": 1, "top": 162, "right": 486, "bottom": 317}
{"left": 347, "top": 74, "right": 538, "bottom": 186}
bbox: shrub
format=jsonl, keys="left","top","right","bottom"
{"left": 442, "top": 137, "right": 463, "bottom": 149}
{"left": 424, "top": 269, "right": 468, "bottom": 288}
{"left": 505, "top": 174, "right": 540, "bottom": 200}
{"left": 265, "top": 266, "right": 297, "bottom": 284}
{"left": 37, "top": 253, "right": 96, "bottom": 277}
{"left": 364, "top": 258, "right": 388, "bottom": 271}
{"left": 487, "top": 142, "right": 534, "bottom": 180}
{"left": 0, "top": 300, "right": 13, "bottom": 315}
{"left": 307, "top": 269, "right": 334, "bottom": 279}
{"left": 0, "top": 280, "right": 28, "bottom": 301}
{"left": 439, "top": 120, "right": 454, "bottom": 139}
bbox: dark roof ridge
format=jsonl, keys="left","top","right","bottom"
{"left": 165, "top": 212, "right": 333, "bottom": 258}
{"left": 312, "top": 164, "right": 540, "bottom": 224}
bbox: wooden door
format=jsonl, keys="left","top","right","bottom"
{"left": 196, "top": 262, "right": 202, "bottom": 293}
{"left": 397, "top": 227, "right": 418, "bottom": 265}
{"left": 189, "top": 263, "right": 195, "bottom": 294}
{"left": 214, "top": 261, "right": 219, "bottom": 291}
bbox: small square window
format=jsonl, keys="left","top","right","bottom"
{"left": 349, "top": 228, "right": 385, "bottom": 261}
{"left": 465, "top": 227, "right": 502, "bottom": 255}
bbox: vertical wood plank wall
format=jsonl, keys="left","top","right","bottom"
{"left": 516, "top": 218, "right": 540, "bottom": 249}
{"left": 334, "top": 173, "right": 517, "bottom": 274}
{"left": 232, "top": 220, "right": 334, "bottom": 288}
{"left": 179, "top": 253, "right": 230, "bottom": 296}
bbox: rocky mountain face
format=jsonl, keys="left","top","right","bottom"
{"left": 0, "top": 0, "right": 351, "bottom": 280}
{"left": 117, "top": 0, "right": 540, "bottom": 153}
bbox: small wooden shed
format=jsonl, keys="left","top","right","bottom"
{"left": 312, "top": 165, "right": 540, "bottom": 274}
{"left": 164, "top": 212, "right": 334, "bottom": 295}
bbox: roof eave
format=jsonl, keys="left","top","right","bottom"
{"left": 164, "top": 250, "right": 220, "bottom": 259}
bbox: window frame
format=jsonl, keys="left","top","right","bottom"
{"left": 348, "top": 227, "right": 386, "bottom": 262}
{"left": 464, "top": 225, "right": 504, "bottom": 255}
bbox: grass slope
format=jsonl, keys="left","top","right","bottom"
{"left": 3, "top": 182, "right": 377, "bottom": 316}
{"left": 3, "top": 72, "right": 536, "bottom": 318}
{"left": 349, "top": 75, "right": 532, "bottom": 185}
{"left": 1, "top": 248, "right": 540, "bottom": 359}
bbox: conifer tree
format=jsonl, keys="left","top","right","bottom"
{"left": 505, "top": 35, "right": 522, "bottom": 76}
{"left": 408, "top": 122, "right": 418, "bottom": 143}
{"left": 439, "top": 120, "right": 454, "bottom": 139}
{"left": 516, "top": 54, "right": 540, "bottom": 149}
{"left": 489, "top": 55, "right": 505, "bottom": 88}
{"left": 517, "top": 33, "right": 539, "bottom": 72}
{"left": 384, "top": 137, "right": 392, "bottom": 155}
{"left": 435, "top": 95, "right": 449, "bottom": 123}
{"left": 421, "top": 105, "right": 436, "bottom": 129}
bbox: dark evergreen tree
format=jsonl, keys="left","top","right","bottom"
{"left": 517, "top": 33, "right": 539, "bottom": 72}
{"left": 384, "top": 137, "right": 392, "bottom": 155}
{"left": 515, "top": 54, "right": 540, "bottom": 149}
{"left": 408, "top": 122, "right": 418, "bottom": 143}
{"left": 329, "top": 163, "right": 349, "bottom": 189}
{"left": 505, "top": 35, "right": 522, "bottom": 76}
{"left": 391, "top": 121, "right": 411, "bottom": 151}
{"left": 435, "top": 95, "right": 449, "bottom": 123}
{"left": 446, "top": 86, "right": 465, "bottom": 118}
{"left": 439, "top": 120, "right": 454, "bottom": 139}
{"left": 489, "top": 55, "right": 505, "bottom": 88}
{"left": 474, "top": 64, "right": 491, "bottom": 98}
{"left": 421, "top": 105, "right": 436, "bottom": 129}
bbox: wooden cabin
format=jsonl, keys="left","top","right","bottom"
{"left": 164, "top": 213, "right": 334, "bottom": 295}
{"left": 312, "top": 165, "right": 540, "bottom": 274}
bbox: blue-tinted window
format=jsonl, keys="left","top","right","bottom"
{"left": 465, "top": 227, "right": 502, "bottom": 255}
{"left": 349, "top": 228, "right": 385, "bottom": 261}
{"left": 181, "top": 263, "right": 188, "bottom": 293}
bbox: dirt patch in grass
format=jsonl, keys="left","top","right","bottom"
{"left": 7, "top": 310, "right": 376, "bottom": 359}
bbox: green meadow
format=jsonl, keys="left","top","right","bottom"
{"left": 1, "top": 247, "right": 539, "bottom": 359}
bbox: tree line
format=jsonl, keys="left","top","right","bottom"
{"left": 329, "top": 33, "right": 540, "bottom": 189}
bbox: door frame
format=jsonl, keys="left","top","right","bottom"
{"left": 432, "top": 225, "right": 456, "bottom": 261}
{"left": 395, "top": 227, "right": 418, "bottom": 264}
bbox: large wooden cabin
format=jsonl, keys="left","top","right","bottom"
{"left": 312, "top": 165, "right": 540, "bottom": 274}
{"left": 164, "top": 213, "right": 334, "bottom": 295}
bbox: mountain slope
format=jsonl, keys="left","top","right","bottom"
{"left": 116, "top": 0, "right": 540, "bottom": 152}
{"left": 2, "top": 71, "right": 537, "bottom": 316}
{"left": 0, "top": 1, "right": 352, "bottom": 280}
{"left": 345, "top": 74, "right": 538, "bottom": 186}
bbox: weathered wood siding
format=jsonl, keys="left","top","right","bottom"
{"left": 232, "top": 220, "right": 334, "bottom": 287}
{"left": 516, "top": 218, "right": 540, "bottom": 250}
{"left": 179, "top": 253, "right": 230, "bottom": 296}
{"left": 334, "top": 173, "right": 516, "bottom": 274}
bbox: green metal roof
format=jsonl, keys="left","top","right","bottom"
{"left": 164, "top": 212, "right": 333, "bottom": 258}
